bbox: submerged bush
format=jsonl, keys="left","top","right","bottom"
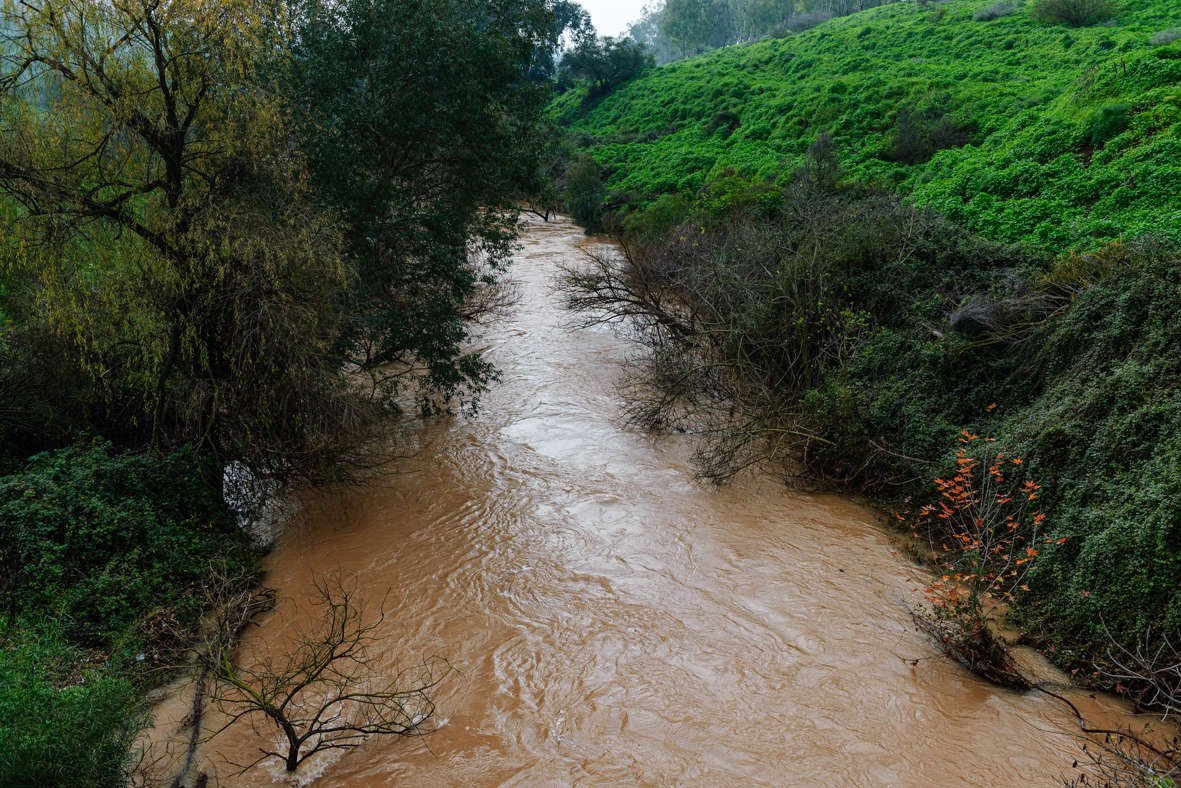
{"left": 557, "top": 173, "right": 1045, "bottom": 485}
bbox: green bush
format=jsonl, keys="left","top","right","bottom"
{"left": 1003, "top": 246, "right": 1181, "bottom": 659}
{"left": 1085, "top": 104, "right": 1130, "bottom": 146}
{"left": 0, "top": 441, "right": 255, "bottom": 645}
{"left": 890, "top": 108, "right": 975, "bottom": 165}
{"left": 820, "top": 239, "right": 1181, "bottom": 672}
{"left": 0, "top": 635, "right": 147, "bottom": 788}
{"left": 564, "top": 153, "right": 608, "bottom": 234}
{"left": 1030, "top": 0, "right": 1119, "bottom": 27}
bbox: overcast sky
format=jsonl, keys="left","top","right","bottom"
{"left": 579, "top": 0, "right": 646, "bottom": 37}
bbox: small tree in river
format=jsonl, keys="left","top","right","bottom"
{"left": 909, "top": 427, "right": 1057, "bottom": 687}
{"left": 564, "top": 154, "right": 607, "bottom": 234}
{"left": 203, "top": 571, "right": 449, "bottom": 774}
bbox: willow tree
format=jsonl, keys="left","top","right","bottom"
{"left": 287, "top": 0, "right": 556, "bottom": 415}
{"left": 0, "top": 0, "right": 376, "bottom": 486}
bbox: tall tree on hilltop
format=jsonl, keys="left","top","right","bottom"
{"left": 560, "top": 35, "right": 654, "bottom": 95}
{"left": 533, "top": 0, "right": 595, "bottom": 82}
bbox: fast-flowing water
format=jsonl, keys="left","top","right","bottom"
{"left": 158, "top": 214, "right": 1139, "bottom": 788}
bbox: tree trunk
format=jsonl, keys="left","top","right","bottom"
{"left": 284, "top": 725, "right": 302, "bottom": 772}
{"left": 152, "top": 319, "right": 183, "bottom": 454}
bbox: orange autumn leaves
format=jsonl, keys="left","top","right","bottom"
{"left": 913, "top": 430, "right": 1065, "bottom": 624}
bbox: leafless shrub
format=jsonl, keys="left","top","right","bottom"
{"left": 1149, "top": 29, "right": 1180, "bottom": 46}
{"left": 1051, "top": 623, "right": 1181, "bottom": 787}
{"left": 202, "top": 571, "right": 449, "bottom": 775}
{"left": 948, "top": 295, "right": 1007, "bottom": 336}
{"left": 974, "top": 1, "right": 1016, "bottom": 20}
{"left": 770, "top": 10, "right": 834, "bottom": 37}
{"left": 458, "top": 248, "right": 524, "bottom": 325}
{"left": 458, "top": 276, "right": 523, "bottom": 325}
{"left": 1102, "top": 624, "right": 1181, "bottom": 720}
{"left": 949, "top": 240, "right": 1142, "bottom": 352}
{"left": 138, "top": 560, "right": 276, "bottom": 675}
{"left": 1061, "top": 729, "right": 1180, "bottom": 787}
{"left": 556, "top": 180, "right": 938, "bottom": 485}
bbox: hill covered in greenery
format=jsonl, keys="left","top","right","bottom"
{"left": 553, "top": 0, "right": 1181, "bottom": 250}
{"left": 550, "top": 0, "right": 1181, "bottom": 726}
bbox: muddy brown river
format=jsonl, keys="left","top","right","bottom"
{"left": 155, "top": 214, "right": 1139, "bottom": 787}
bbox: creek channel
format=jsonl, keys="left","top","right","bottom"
{"left": 154, "top": 214, "right": 1140, "bottom": 788}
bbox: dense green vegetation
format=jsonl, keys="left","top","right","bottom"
{"left": 0, "top": 443, "right": 255, "bottom": 782}
{"left": 555, "top": 0, "right": 1181, "bottom": 249}
{"left": 0, "top": 635, "right": 148, "bottom": 788}
{"left": 0, "top": 0, "right": 569, "bottom": 781}
{"left": 0, "top": 443, "right": 253, "bottom": 645}
{"left": 809, "top": 232, "right": 1181, "bottom": 673}
{"left": 551, "top": 0, "right": 1181, "bottom": 717}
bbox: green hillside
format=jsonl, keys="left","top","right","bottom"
{"left": 553, "top": 0, "right": 1181, "bottom": 250}
{"left": 550, "top": 0, "right": 1181, "bottom": 707}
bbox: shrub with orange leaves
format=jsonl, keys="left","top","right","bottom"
{"left": 909, "top": 425, "right": 1065, "bottom": 687}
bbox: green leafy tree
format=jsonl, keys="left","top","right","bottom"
{"left": 0, "top": 0, "right": 371, "bottom": 487}
{"left": 564, "top": 154, "right": 607, "bottom": 233}
{"left": 560, "top": 35, "right": 654, "bottom": 95}
{"left": 533, "top": 0, "right": 595, "bottom": 82}
{"left": 661, "top": 0, "right": 725, "bottom": 57}
{"left": 287, "top": 0, "right": 556, "bottom": 414}
{"left": 627, "top": 1, "right": 680, "bottom": 65}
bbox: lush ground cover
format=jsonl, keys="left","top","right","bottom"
{"left": 810, "top": 237, "right": 1181, "bottom": 675}
{"left": 0, "top": 634, "right": 147, "bottom": 788}
{"left": 553, "top": 0, "right": 1181, "bottom": 250}
{"left": 0, "top": 441, "right": 259, "bottom": 787}
{"left": 0, "top": 442, "right": 256, "bottom": 648}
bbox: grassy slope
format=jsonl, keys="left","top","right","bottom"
{"left": 552, "top": 0, "right": 1181, "bottom": 251}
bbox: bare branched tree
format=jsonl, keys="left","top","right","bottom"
{"left": 555, "top": 180, "right": 935, "bottom": 486}
{"left": 457, "top": 246, "right": 524, "bottom": 326}
{"left": 1101, "top": 623, "right": 1181, "bottom": 720}
{"left": 202, "top": 571, "right": 449, "bottom": 774}
{"left": 1041, "top": 629, "right": 1181, "bottom": 788}
{"left": 1062, "top": 732, "right": 1180, "bottom": 788}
